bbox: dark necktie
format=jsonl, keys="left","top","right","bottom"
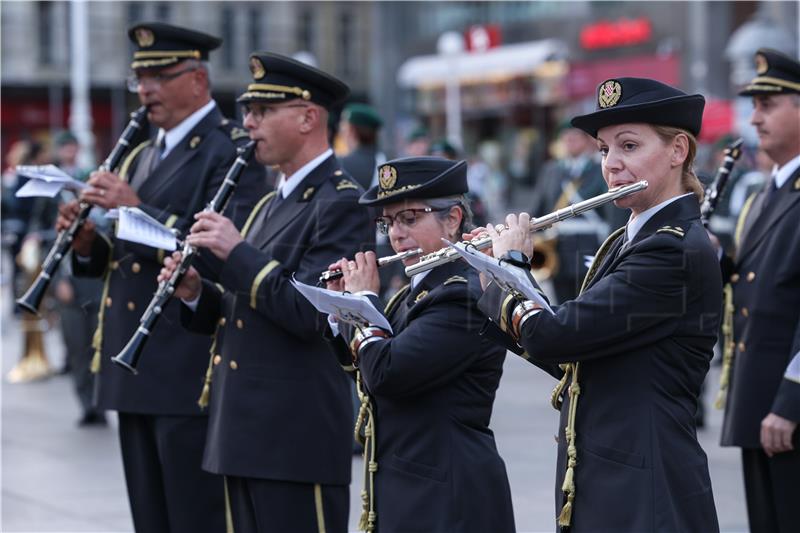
{"left": 762, "top": 178, "right": 778, "bottom": 209}
{"left": 266, "top": 189, "right": 284, "bottom": 218}
{"left": 149, "top": 135, "right": 166, "bottom": 173}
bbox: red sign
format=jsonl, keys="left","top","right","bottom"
{"left": 567, "top": 54, "right": 680, "bottom": 100}
{"left": 580, "top": 18, "right": 652, "bottom": 50}
{"left": 465, "top": 25, "right": 501, "bottom": 53}
{"left": 699, "top": 99, "right": 734, "bottom": 143}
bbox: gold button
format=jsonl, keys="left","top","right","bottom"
{"left": 236, "top": 319, "right": 244, "bottom": 329}
{"left": 730, "top": 273, "right": 740, "bottom": 283}
{"left": 229, "top": 360, "right": 238, "bottom": 370}
{"left": 738, "top": 341, "right": 746, "bottom": 352}
{"left": 213, "top": 355, "right": 222, "bottom": 365}
{"left": 741, "top": 307, "right": 749, "bottom": 317}
{"left": 746, "top": 271, "right": 756, "bottom": 282}
{"left": 334, "top": 170, "right": 343, "bottom": 176}
{"left": 105, "top": 297, "right": 112, "bottom": 307}
{"left": 131, "top": 262, "right": 141, "bottom": 274}
{"left": 127, "top": 301, "right": 135, "bottom": 311}
{"left": 110, "top": 261, "right": 119, "bottom": 270}
{"left": 218, "top": 317, "right": 226, "bottom": 327}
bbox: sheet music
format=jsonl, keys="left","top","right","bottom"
{"left": 290, "top": 278, "right": 393, "bottom": 333}
{"left": 443, "top": 239, "right": 554, "bottom": 315}
{"left": 115, "top": 207, "right": 177, "bottom": 251}
{"left": 14, "top": 164, "right": 88, "bottom": 197}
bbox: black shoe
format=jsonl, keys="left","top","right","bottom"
{"left": 78, "top": 412, "right": 108, "bottom": 427}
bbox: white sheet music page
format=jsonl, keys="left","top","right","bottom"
{"left": 290, "top": 278, "right": 393, "bottom": 333}
{"left": 116, "top": 207, "right": 177, "bottom": 251}
{"left": 443, "top": 239, "right": 554, "bottom": 315}
{"left": 15, "top": 164, "right": 88, "bottom": 197}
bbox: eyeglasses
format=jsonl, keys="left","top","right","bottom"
{"left": 375, "top": 206, "right": 451, "bottom": 235}
{"left": 126, "top": 66, "right": 199, "bottom": 93}
{"left": 240, "top": 103, "right": 310, "bottom": 122}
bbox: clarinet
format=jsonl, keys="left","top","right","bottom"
{"left": 111, "top": 141, "right": 257, "bottom": 374}
{"left": 16, "top": 106, "right": 148, "bottom": 315}
{"left": 701, "top": 138, "right": 743, "bottom": 225}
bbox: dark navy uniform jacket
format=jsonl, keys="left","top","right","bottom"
{"left": 721, "top": 165, "right": 800, "bottom": 448}
{"left": 332, "top": 261, "right": 515, "bottom": 533}
{"left": 480, "top": 194, "right": 721, "bottom": 532}
{"left": 73, "top": 106, "right": 267, "bottom": 415}
{"left": 180, "top": 155, "right": 373, "bottom": 485}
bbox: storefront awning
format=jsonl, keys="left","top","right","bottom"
{"left": 397, "top": 38, "right": 568, "bottom": 89}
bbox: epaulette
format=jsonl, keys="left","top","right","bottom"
{"left": 443, "top": 275, "right": 468, "bottom": 286}
{"left": 330, "top": 169, "right": 359, "bottom": 193}
{"left": 218, "top": 119, "right": 250, "bottom": 143}
{"left": 656, "top": 225, "right": 686, "bottom": 239}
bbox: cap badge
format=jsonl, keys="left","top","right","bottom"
{"left": 189, "top": 136, "right": 202, "bottom": 149}
{"left": 249, "top": 57, "right": 266, "bottom": 80}
{"left": 135, "top": 28, "right": 155, "bottom": 48}
{"left": 754, "top": 53, "right": 768, "bottom": 75}
{"left": 598, "top": 80, "right": 622, "bottom": 109}
{"left": 378, "top": 165, "right": 397, "bottom": 190}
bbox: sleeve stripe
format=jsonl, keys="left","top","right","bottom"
{"left": 250, "top": 259, "right": 280, "bottom": 309}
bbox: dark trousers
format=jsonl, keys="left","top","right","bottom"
{"left": 741, "top": 448, "right": 800, "bottom": 533}
{"left": 118, "top": 413, "right": 225, "bottom": 533}
{"left": 60, "top": 301, "right": 98, "bottom": 415}
{"left": 226, "top": 475, "right": 348, "bottom": 533}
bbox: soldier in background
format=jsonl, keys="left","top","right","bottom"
{"left": 339, "top": 102, "right": 385, "bottom": 190}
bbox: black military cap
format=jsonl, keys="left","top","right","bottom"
{"left": 128, "top": 22, "right": 222, "bottom": 70}
{"left": 360, "top": 156, "right": 468, "bottom": 206}
{"left": 571, "top": 77, "right": 705, "bottom": 138}
{"left": 739, "top": 48, "right": 800, "bottom": 96}
{"left": 238, "top": 52, "right": 350, "bottom": 109}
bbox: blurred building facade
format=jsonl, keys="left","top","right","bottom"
{"left": 1, "top": 1, "right": 798, "bottom": 172}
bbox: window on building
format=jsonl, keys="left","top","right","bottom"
{"left": 249, "top": 6, "right": 262, "bottom": 52}
{"left": 297, "top": 9, "right": 314, "bottom": 52}
{"left": 221, "top": 6, "right": 235, "bottom": 69}
{"left": 339, "top": 11, "right": 354, "bottom": 78}
{"left": 38, "top": 1, "right": 54, "bottom": 65}
{"left": 156, "top": 2, "right": 170, "bottom": 22}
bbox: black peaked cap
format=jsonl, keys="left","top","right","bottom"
{"left": 360, "top": 156, "right": 468, "bottom": 206}
{"left": 238, "top": 52, "right": 350, "bottom": 109}
{"left": 739, "top": 48, "right": 800, "bottom": 96}
{"left": 128, "top": 22, "right": 222, "bottom": 70}
{"left": 571, "top": 77, "right": 705, "bottom": 138}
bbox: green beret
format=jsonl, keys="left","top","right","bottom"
{"left": 342, "top": 103, "right": 383, "bottom": 129}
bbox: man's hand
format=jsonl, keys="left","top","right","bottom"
{"left": 81, "top": 170, "right": 141, "bottom": 209}
{"left": 332, "top": 251, "right": 380, "bottom": 295}
{"left": 185, "top": 212, "right": 243, "bottom": 261}
{"left": 56, "top": 200, "right": 96, "bottom": 256}
{"left": 158, "top": 251, "right": 201, "bottom": 301}
{"left": 761, "top": 412, "right": 797, "bottom": 457}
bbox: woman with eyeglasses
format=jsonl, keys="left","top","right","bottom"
{"left": 325, "top": 156, "right": 515, "bottom": 533}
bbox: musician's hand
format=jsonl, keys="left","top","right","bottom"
{"left": 338, "top": 251, "right": 380, "bottom": 294}
{"left": 487, "top": 213, "right": 533, "bottom": 260}
{"left": 159, "top": 251, "right": 201, "bottom": 301}
{"left": 57, "top": 200, "right": 95, "bottom": 256}
{"left": 81, "top": 170, "right": 141, "bottom": 209}
{"left": 325, "top": 260, "right": 346, "bottom": 292}
{"left": 186, "top": 211, "right": 243, "bottom": 261}
{"left": 761, "top": 412, "right": 797, "bottom": 457}
{"left": 462, "top": 227, "right": 488, "bottom": 242}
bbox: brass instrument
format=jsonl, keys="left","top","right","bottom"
{"left": 404, "top": 181, "right": 649, "bottom": 277}
{"left": 16, "top": 106, "right": 148, "bottom": 315}
{"left": 530, "top": 232, "right": 559, "bottom": 281}
{"left": 318, "top": 248, "right": 423, "bottom": 284}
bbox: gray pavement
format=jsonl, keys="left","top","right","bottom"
{"left": 2, "top": 284, "right": 748, "bottom": 532}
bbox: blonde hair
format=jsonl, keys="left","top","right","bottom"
{"left": 651, "top": 125, "right": 704, "bottom": 202}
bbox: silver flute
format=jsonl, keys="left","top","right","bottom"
{"left": 405, "top": 181, "right": 649, "bottom": 277}
{"left": 319, "top": 248, "right": 423, "bottom": 283}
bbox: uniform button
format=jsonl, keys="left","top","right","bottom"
{"left": 746, "top": 271, "right": 756, "bottom": 282}
{"left": 218, "top": 317, "right": 226, "bottom": 327}
{"left": 738, "top": 341, "right": 746, "bottom": 352}
{"left": 334, "top": 170, "right": 343, "bottom": 176}
{"left": 213, "top": 355, "right": 222, "bottom": 365}
{"left": 229, "top": 360, "right": 238, "bottom": 370}
{"left": 131, "top": 262, "right": 141, "bottom": 274}
{"left": 110, "top": 261, "right": 119, "bottom": 270}
{"left": 730, "top": 273, "right": 740, "bottom": 283}
{"left": 741, "top": 307, "right": 749, "bottom": 318}
{"left": 127, "top": 301, "right": 135, "bottom": 311}
{"left": 236, "top": 319, "right": 244, "bottom": 329}
{"left": 105, "top": 297, "right": 112, "bottom": 307}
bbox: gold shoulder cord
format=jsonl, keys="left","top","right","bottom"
{"left": 551, "top": 226, "right": 624, "bottom": 528}
{"left": 353, "top": 284, "right": 409, "bottom": 531}
{"left": 715, "top": 192, "right": 756, "bottom": 409}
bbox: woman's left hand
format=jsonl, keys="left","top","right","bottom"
{"left": 335, "top": 251, "right": 380, "bottom": 294}
{"left": 487, "top": 212, "right": 534, "bottom": 260}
